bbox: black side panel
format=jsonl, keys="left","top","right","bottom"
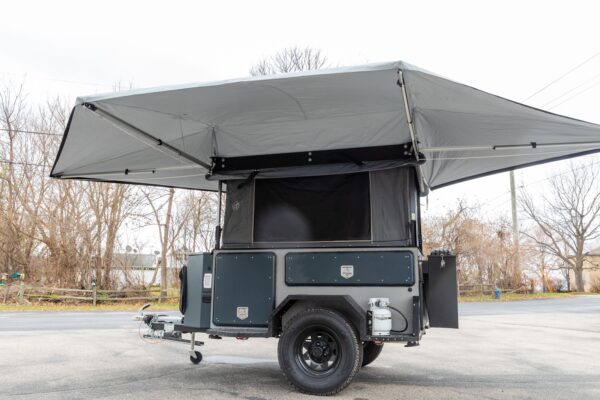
{"left": 222, "top": 180, "right": 254, "bottom": 245}
{"left": 213, "top": 252, "right": 275, "bottom": 327}
{"left": 411, "top": 295, "right": 422, "bottom": 338}
{"left": 254, "top": 173, "right": 371, "bottom": 243}
{"left": 211, "top": 142, "right": 418, "bottom": 173}
{"left": 370, "top": 168, "right": 416, "bottom": 245}
{"left": 424, "top": 254, "right": 459, "bottom": 329}
{"left": 285, "top": 251, "right": 414, "bottom": 286}
{"left": 178, "top": 265, "right": 188, "bottom": 314}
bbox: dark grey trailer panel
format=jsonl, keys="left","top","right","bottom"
{"left": 285, "top": 251, "right": 414, "bottom": 286}
{"left": 423, "top": 254, "right": 459, "bottom": 329}
{"left": 182, "top": 253, "right": 213, "bottom": 329}
{"left": 212, "top": 252, "right": 276, "bottom": 327}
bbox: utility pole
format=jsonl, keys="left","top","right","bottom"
{"left": 510, "top": 171, "right": 521, "bottom": 281}
{"left": 160, "top": 188, "right": 175, "bottom": 302}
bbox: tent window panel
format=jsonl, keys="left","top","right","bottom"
{"left": 253, "top": 173, "right": 371, "bottom": 242}
{"left": 370, "top": 168, "right": 415, "bottom": 245}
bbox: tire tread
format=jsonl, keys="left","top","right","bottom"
{"left": 278, "top": 308, "right": 362, "bottom": 395}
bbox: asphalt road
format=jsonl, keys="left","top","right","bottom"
{"left": 1, "top": 297, "right": 599, "bottom": 399}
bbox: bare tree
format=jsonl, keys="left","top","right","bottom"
{"left": 142, "top": 187, "right": 175, "bottom": 300}
{"left": 423, "top": 200, "right": 522, "bottom": 290}
{"left": 520, "top": 162, "right": 600, "bottom": 292}
{"left": 84, "top": 182, "right": 143, "bottom": 288}
{"left": 250, "top": 46, "right": 328, "bottom": 76}
{"left": 169, "top": 191, "right": 217, "bottom": 260}
{"left": 0, "top": 81, "right": 148, "bottom": 290}
{"left": 0, "top": 82, "right": 29, "bottom": 277}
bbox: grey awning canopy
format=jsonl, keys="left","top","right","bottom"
{"left": 51, "top": 61, "right": 600, "bottom": 191}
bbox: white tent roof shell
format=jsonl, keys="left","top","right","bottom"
{"left": 51, "top": 61, "right": 600, "bottom": 192}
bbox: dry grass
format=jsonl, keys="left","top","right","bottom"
{"left": 0, "top": 300, "right": 179, "bottom": 312}
{"left": 459, "top": 292, "right": 593, "bottom": 303}
{"left": 2, "top": 292, "right": 596, "bottom": 311}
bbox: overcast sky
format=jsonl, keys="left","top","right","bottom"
{"left": 2, "top": 0, "right": 600, "bottom": 250}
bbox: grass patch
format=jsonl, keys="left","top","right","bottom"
{"left": 2, "top": 292, "right": 596, "bottom": 311}
{"left": 0, "top": 300, "right": 179, "bottom": 312}
{"left": 459, "top": 292, "right": 592, "bottom": 303}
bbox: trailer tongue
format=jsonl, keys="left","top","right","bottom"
{"left": 51, "top": 61, "right": 600, "bottom": 395}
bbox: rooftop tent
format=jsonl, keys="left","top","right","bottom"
{"left": 50, "top": 61, "right": 600, "bottom": 191}
{"left": 222, "top": 167, "right": 419, "bottom": 248}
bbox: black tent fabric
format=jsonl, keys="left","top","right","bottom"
{"left": 254, "top": 173, "right": 371, "bottom": 243}
{"left": 222, "top": 167, "right": 417, "bottom": 248}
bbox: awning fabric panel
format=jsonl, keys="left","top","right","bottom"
{"left": 51, "top": 64, "right": 412, "bottom": 191}
{"left": 403, "top": 70, "right": 600, "bottom": 188}
{"left": 51, "top": 61, "right": 600, "bottom": 191}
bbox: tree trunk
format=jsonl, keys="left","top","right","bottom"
{"left": 574, "top": 267, "right": 585, "bottom": 292}
{"left": 148, "top": 259, "right": 159, "bottom": 287}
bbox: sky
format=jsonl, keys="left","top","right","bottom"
{"left": 2, "top": 0, "right": 600, "bottom": 250}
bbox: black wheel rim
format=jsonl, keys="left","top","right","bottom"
{"left": 294, "top": 326, "right": 341, "bottom": 376}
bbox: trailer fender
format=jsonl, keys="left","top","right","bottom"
{"left": 269, "top": 295, "right": 367, "bottom": 340}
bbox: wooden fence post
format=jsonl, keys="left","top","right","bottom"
{"left": 18, "top": 276, "right": 25, "bottom": 304}
{"left": 91, "top": 279, "right": 97, "bottom": 306}
{"left": 2, "top": 273, "right": 8, "bottom": 303}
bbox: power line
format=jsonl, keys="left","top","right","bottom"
{"left": 480, "top": 158, "right": 600, "bottom": 209}
{"left": 521, "top": 157, "right": 600, "bottom": 187}
{"left": 548, "top": 79, "right": 600, "bottom": 110}
{"left": 0, "top": 159, "right": 51, "bottom": 168}
{"left": 0, "top": 71, "right": 115, "bottom": 88}
{"left": 522, "top": 50, "right": 600, "bottom": 102}
{"left": 541, "top": 72, "right": 600, "bottom": 108}
{"left": 511, "top": 52, "right": 600, "bottom": 262}
{"left": 0, "top": 128, "right": 62, "bottom": 136}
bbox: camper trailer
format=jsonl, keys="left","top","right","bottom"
{"left": 173, "top": 167, "right": 458, "bottom": 395}
{"left": 51, "top": 61, "right": 600, "bottom": 394}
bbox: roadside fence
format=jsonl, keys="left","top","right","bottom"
{"left": 459, "top": 284, "right": 531, "bottom": 297}
{"left": 2, "top": 284, "right": 178, "bottom": 305}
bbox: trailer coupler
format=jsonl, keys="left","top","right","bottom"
{"left": 136, "top": 304, "right": 205, "bottom": 364}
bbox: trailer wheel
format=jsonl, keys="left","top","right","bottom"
{"left": 190, "top": 351, "right": 202, "bottom": 364}
{"left": 278, "top": 309, "right": 362, "bottom": 395}
{"left": 361, "top": 342, "right": 384, "bottom": 367}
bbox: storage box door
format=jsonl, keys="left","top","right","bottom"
{"left": 424, "top": 255, "right": 459, "bottom": 329}
{"left": 213, "top": 253, "right": 276, "bottom": 327}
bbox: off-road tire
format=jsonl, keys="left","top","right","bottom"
{"left": 361, "top": 342, "right": 384, "bottom": 367}
{"left": 277, "top": 308, "right": 362, "bottom": 395}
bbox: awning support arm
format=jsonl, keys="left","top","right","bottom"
{"left": 421, "top": 141, "right": 600, "bottom": 153}
{"left": 82, "top": 103, "right": 211, "bottom": 169}
{"left": 398, "top": 70, "right": 429, "bottom": 193}
{"left": 398, "top": 70, "right": 420, "bottom": 162}
{"left": 214, "top": 180, "right": 223, "bottom": 250}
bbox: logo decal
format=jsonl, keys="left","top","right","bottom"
{"left": 237, "top": 306, "right": 249, "bottom": 320}
{"left": 340, "top": 265, "right": 354, "bottom": 279}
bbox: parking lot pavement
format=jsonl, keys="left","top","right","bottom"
{"left": 1, "top": 296, "right": 599, "bottom": 400}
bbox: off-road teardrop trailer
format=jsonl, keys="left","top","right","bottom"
{"left": 51, "top": 61, "right": 600, "bottom": 395}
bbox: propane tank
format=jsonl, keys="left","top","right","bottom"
{"left": 368, "top": 298, "right": 392, "bottom": 336}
